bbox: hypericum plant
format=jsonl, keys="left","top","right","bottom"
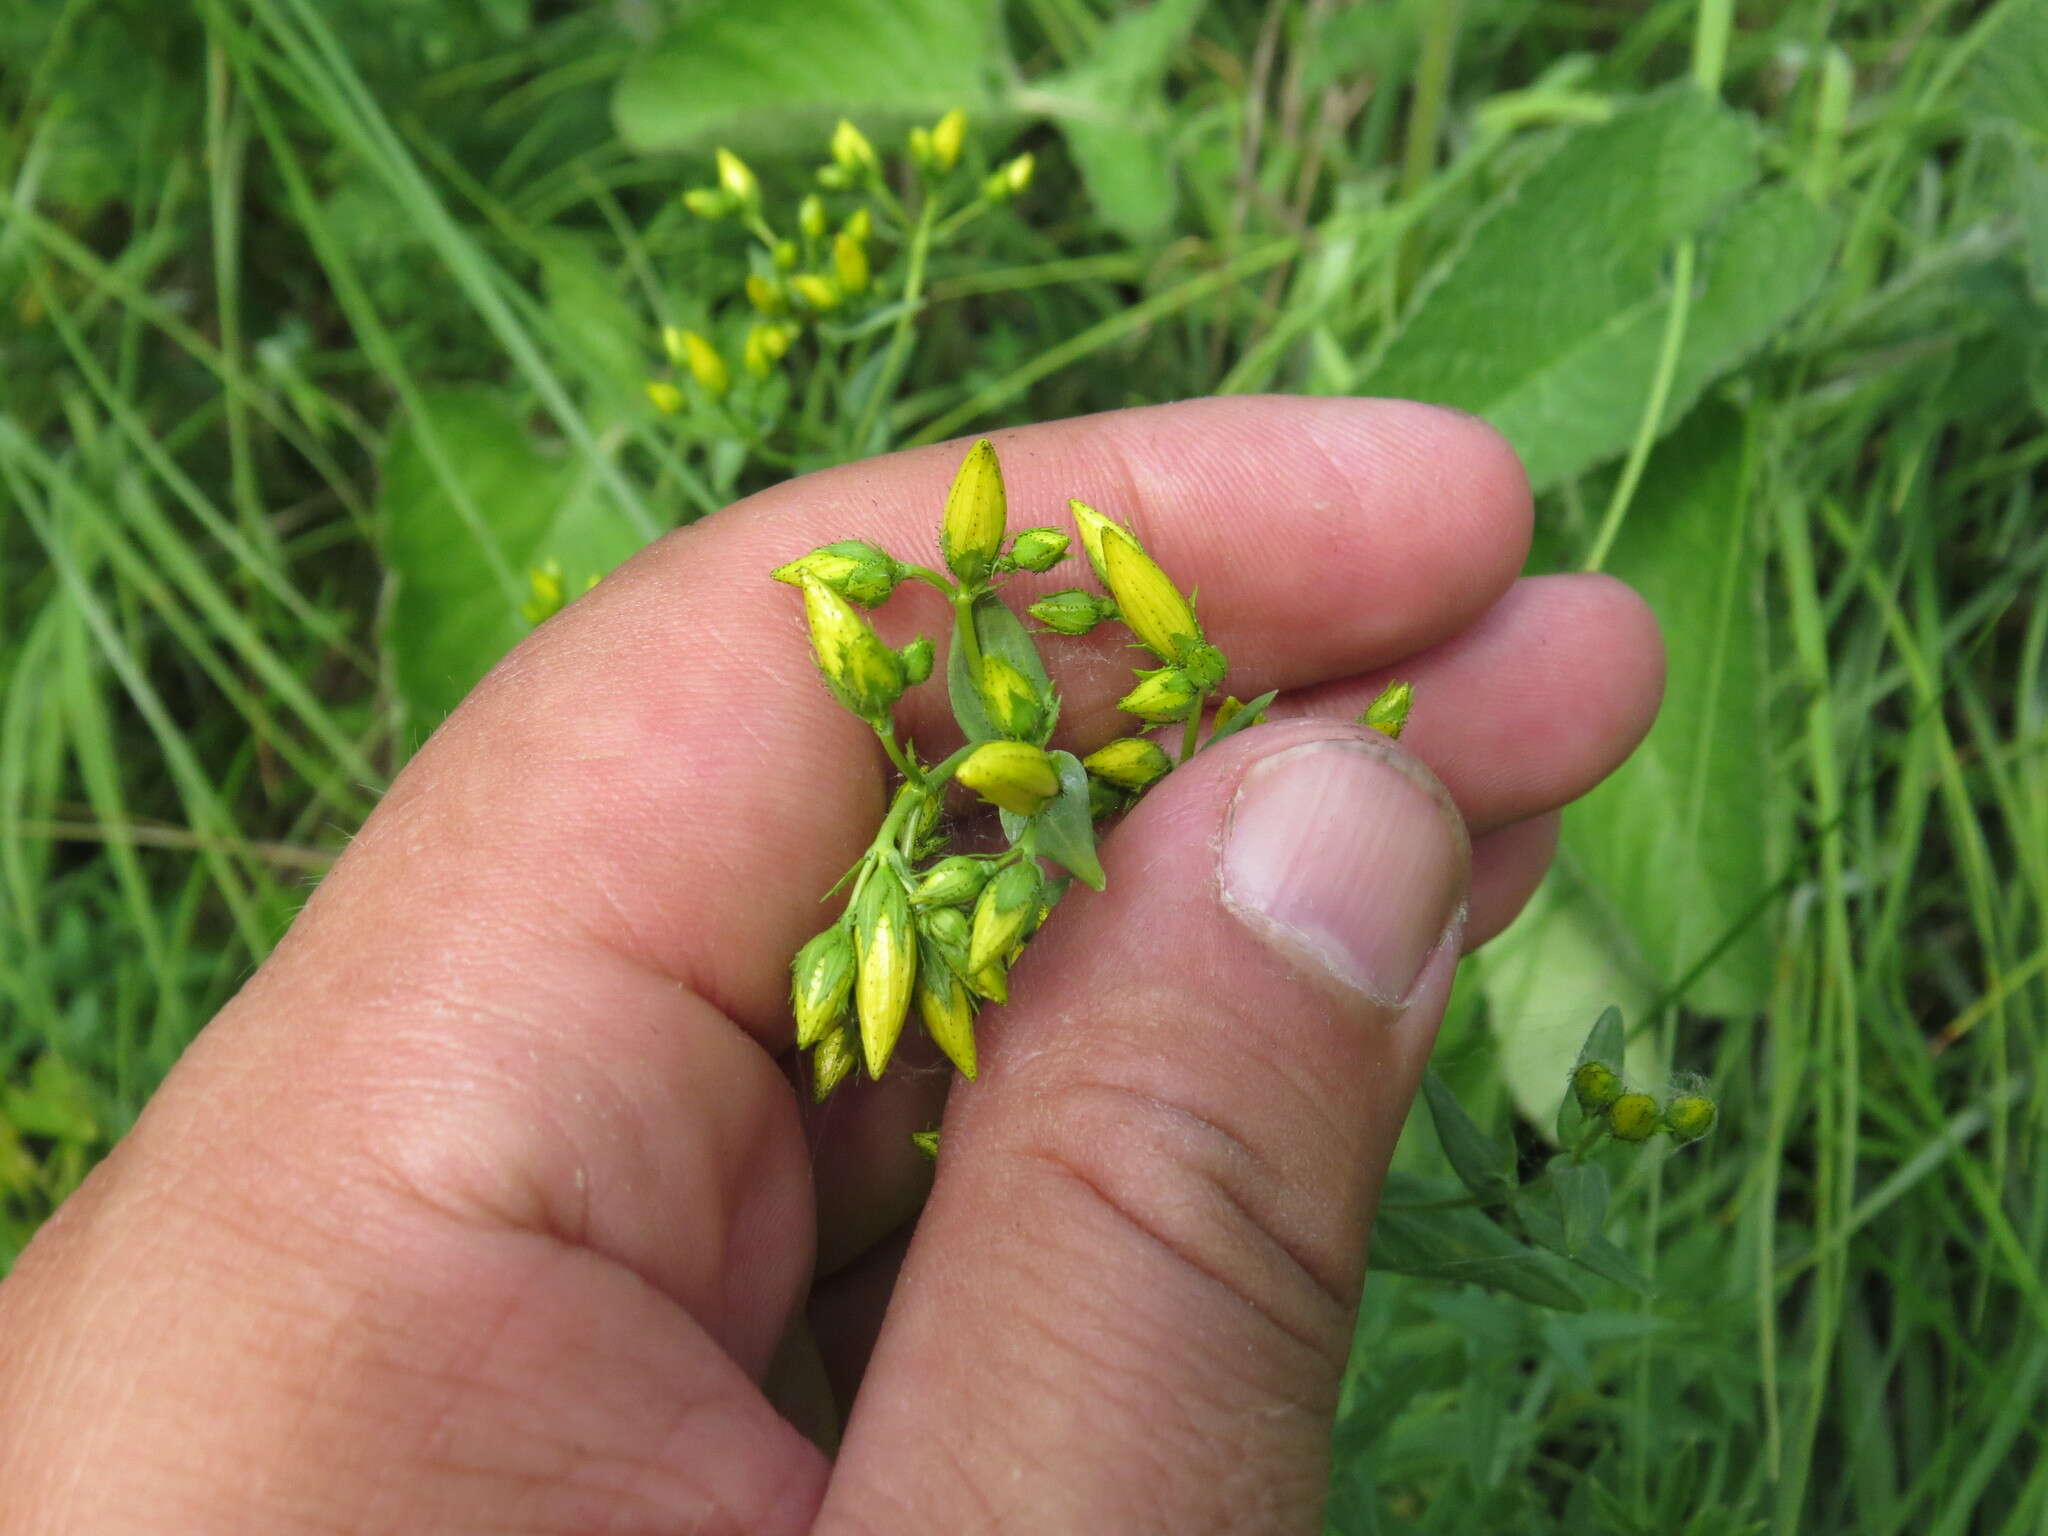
{"left": 649, "top": 112, "right": 1034, "bottom": 463}
{"left": 776, "top": 437, "right": 1417, "bottom": 1100}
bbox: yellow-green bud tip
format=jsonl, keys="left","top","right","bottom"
{"left": 1571, "top": 1060, "right": 1623, "bottom": 1115}
{"left": 1082, "top": 737, "right": 1173, "bottom": 793}
{"left": 955, "top": 740, "right": 1060, "bottom": 817}
{"left": 1363, "top": 680, "right": 1414, "bottom": 739}
{"left": 1664, "top": 1094, "right": 1718, "bottom": 1142}
{"left": 942, "top": 439, "right": 1008, "bottom": 585}
{"left": 1100, "top": 524, "right": 1202, "bottom": 663}
{"left": 1607, "top": 1092, "right": 1660, "bottom": 1142}
{"left": 714, "top": 146, "right": 758, "bottom": 206}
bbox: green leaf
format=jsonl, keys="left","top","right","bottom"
{"left": 1518, "top": 1191, "right": 1651, "bottom": 1295}
{"left": 1363, "top": 90, "right": 1835, "bottom": 490}
{"left": 1422, "top": 1068, "right": 1516, "bottom": 1205}
{"left": 378, "top": 388, "right": 643, "bottom": 728}
{"left": 1200, "top": 687, "right": 1278, "bottom": 751}
{"left": 947, "top": 593, "right": 1057, "bottom": 745}
{"left": 537, "top": 233, "right": 649, "bottom": 426}
{"left": 1967, "top": 1, "right": 2048, "bottom": 137}
{"left": 614, "top": 0, "right": 1001, "bottom": 154}
{"left": 1549, "top": 1159, "right": 1610, "bottom": 1254}
{"left": 1370, "top": 1203, "right": 1587, "bottom": 1312}
{"left": 1033, "top": 0, "right": 1206, "bottom": 238}
{"left": 1010, "top": 749, "right": 1106, "bottom": 890}
{"left": 1565, "top": 405, "right": 1771, "bottom": 1018}
{"left": 1473, "top": 869, "right": 1660, "bottom": 1133}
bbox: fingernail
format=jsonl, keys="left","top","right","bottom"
{"left": 1222, "top": 738, "right": 1468, "bottom": 1006}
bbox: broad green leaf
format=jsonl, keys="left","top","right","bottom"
{"left": 379, "top": 388, "right": 643, "bottom": 728}
{"left": 614, "top": 0, "right": 1001, "bottom": 154}
{"left": 1422, "top": 1067, "right": 1516, "bottom": 1205}
{"left": 1015, "top": 749, "right": 1106, "bottom": 890}
{"left": 1518, "top": 1190, "right": 1651, "bottom": 1294}
{"left": 538, "top": 233, "right": 649, "bottom": 426}
{"left": 1370, "top": 1202, "right": 1587, "bottom": 1312}
{"left": 1363, "top": 90, "right": 1834, "bottom": 490}
{"left": 1034, "top": 0, "right": 1207, "bottom": 238}
{"left": 1565, "top": 405, "right": 1771, "bottom": 1018}
{"left": 947, "top": 593, "right": 1057, "bottom": 745}
{"left": 1548, "top": 1159, "right": 1610, "bottom": 1254}
{"left": 1967, "top": 1, "right": 2048, "bottom": 137}
{"left": 1473, "top": 867, "right": 1660, "bottom": 1132}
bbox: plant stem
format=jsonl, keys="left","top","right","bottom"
{"left": 952, "top": 588, "right": 987, "bottom": 682}
{"left": 851, "top": 193, "right": 936, "bottom": 456}
{"left": 876, "top": 723, "right": 924, "bottom": 787}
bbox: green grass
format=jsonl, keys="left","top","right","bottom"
{"left": 3, "top": 1, "right": 2045, "bottom": 1530}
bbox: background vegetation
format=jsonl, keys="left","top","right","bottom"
{"left": 3, "top": 0, "right": 2044, "bottom": 1529}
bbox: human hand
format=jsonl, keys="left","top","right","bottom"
{"left": 0, "top": 399, "right": 1662, "bottom": 1533}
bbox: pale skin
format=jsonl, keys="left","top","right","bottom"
{"left": 0, "top": 398, "right": 1664, "bottom": 1532}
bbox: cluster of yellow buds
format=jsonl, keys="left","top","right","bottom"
{"left": 779, "top": 437, "right": 1188, "bottom": 1101}
{"left": 646, "top": 109, "right": 1036, "bottom": 424}
{"left": 1572, "top": 1059, "right": 1719, "bottom": 1145}
{"left": 518, "top": 559, "right": 600, "bottom": 625}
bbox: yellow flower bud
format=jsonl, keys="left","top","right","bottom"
{"left": 791, "top": 924, "right": 855, "bottom": 1048}
{"left": 843, "top": 207, "right": 872, "bottom": 243}
{"left": 1067, "top": 498, "right": 1117, "bottom": 585}
{"left": 1082, "top": 737, "right": 1172, "bottom": 792}
{"left": 772, "top": 238, "right": 800, "bottom": 271}
{"left": 1004, "top": 151, "right": 1035, "bottom": 196}
{"left": 956, "top": 740, "right": 1060, "bottom": 818}
{"left": 921, "top": 902, "right": 971, "bottom": 958}
{"left": 645, "top": 379, "right": 685, "bottom": 415}
{"left": 977, "top": 654, "right": 1048, "bottom": 741}
{"left": 743, "top": 321, "right": 797, "bottom": 378}
{"left": 715, "top": 146, "right": 758, "bottom": 207}
{"left": 1117, "top": 666, "right": 1199, "bottom": 723}
{"left": 969, "top": 859, "right": 1042, "bottom": 975}
{"left": 677, "top": 330, "right": 729, "bottom": 397}
{"left": 854, "top": 869, "right": 917, "bottom": 1079}
{"left": 930, "top": 108, "right": 967, "bottom": 172}
{"left": 833, "top": 231, "right": 870, "bottom": 296}
{"left": 1008, "top": 527, "right": 1069, "bottom": 573}
{"left": 659, "top": 325, "right": 687, "bottom": 366}
{"left": 1099, "top": 523, "right": 1201, "bottom": 663}
{"left": 1607, "top": 1092, "right": 1660, "bottom": 1143}
{"left": 772, "top": 539, "right": 902, "bottom": 607}
{"left": 967, "top": 959, "right": 1008, "bottom": 1004}
{"left": 1664, "top": 1094, "right": 1718, "bottom": 1142}
{"left": 520, "top": 559, "right": 566, "bottom": 624}
{"left": 1027, "top": 589, "right": 1115, "bottom": 635}
{"left": 911, "top": 1128, "right": 941, "bottom": 1160}
{"left": 798, "top": 193, "right": 828, "bottom": 242}
{"left": 832, "top": 117, "right": 879, "bottom": 176}
{"left": 942, "top": 438, "right": 1007, "bottom": 584}
{"left": 916, "top": 931, "right": 978, "bottom": 1078}
{"left": 1572, "top": 1060, "right": 1623, "bottom": 1115}
{"left": 1363, "top": 680, "right": 1414, "bottom": 739}
{"left": 682, "top": 187, "right": 728, "bottom": 220}
{"left": 811, "top": 1025, "right": 859, "bottom": 1102}
{"left": 745, "top": 273, "right": 786, "bottom": 315}
{"left": 791, "top": 273, "right": 841, "bottom": 312}
{"left": 908, "top": 124, "right": 933, "bottom": 167}
{"left": 800, "top": 575, "right": 907, "bottom": 722}
{"left": 913, "top": 855, "right": 992, "bottom": 909}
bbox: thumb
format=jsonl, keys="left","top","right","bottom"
{"left": 818, "top": 719, "right": 1470, "bottom": 1532}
